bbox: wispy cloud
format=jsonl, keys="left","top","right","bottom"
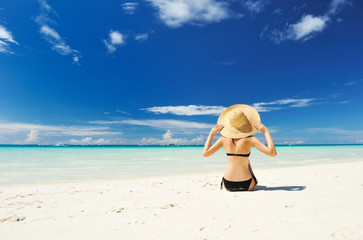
{"left": 273, "top": 8, "right": 283, "bottom": 16}
{"left": 89, "top": 119, "right": 214, "bottom": 129}
{"left": 0, "top": 122, "right": 121, "bottom": 137}
{"left": 146, "top": 0, "right": 235, "bottom": 28}
{"left": 252, "top": 98, "right": 317, "bottom": 112}
{"left": 142, "top": 105, "right": 225, "bottom": 116}
{"left": 40, "top": 25, "right": 60, "bottom": 40}
{"left": 243, "top": 0, "right": 269, "bottom": 14}
{"left": 142, "top": 98, "right": 318, "bottom": 116}
{"left": 344, "top": 80, "right": 360, "bottom": 86}
{"left": 140, "top": 130, "right": 204, "bottom": 145}
{"left": 134, "top": 33, "right": 148, "bottom": 41}
{"left": 121, "top": 2, "right": 139, "bottom": 14}
{"left": 278, "top": 139, "right": 304, "bottom": 145}
{"left": 103, "top": 30, "right": 125, "bottom": 53}
{"left": 262, "top": 0, "right": 349, "bottom": 43}
{"left": 68, "top": 137, "right": 111, "bottom": 145}
{"left": 293, "top": 3, "right": 306, "bottom": 12}
{"left": 116, "top": 109, "right": 129, "bottom": 114}
{"left": 336, "top": 100, "right": 349, "bottom": 104}
{"left": 264, "top": 15, "right": 329, "bottom": 43}
{"left": 0, "top": 24, "right": 18, "bottom": 54}
{"left": 34, "top": 0, "right": 81, "bottom": 63}
{"left": 306, "top": 128, "right": 363, "bottom": 143}
{"left": 327, "top": 0, "right": 350, "bottom": 15}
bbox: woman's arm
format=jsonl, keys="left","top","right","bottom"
{"left": 202, "top": 124, "right": 224, "bottom": 157}
{"left": 251, "top": 122, "right": 277, "bottom": 157}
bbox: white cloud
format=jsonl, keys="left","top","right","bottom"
{"left": 264, "top": 0, "right": 350, "bottom": 44}
{"left": 103, "top": 40, "right": 116, "bottom": 53}
{"left": 327, "top": 0, "right": 349, "bottom": 15}
{"left": 273, "top": 8, "right": 283, "bottom": 15}
{"left": 143, "top": 98, "right": 317, "bottom": 116}
{"left": 252, "top": 98, "right": 317, "bottom": 112}
{"left": 38, "top": 0, "right": 53, "bottom": 13}
{"left": 122, "top": 2, "right": 139, "bottom": 14}
{"left": 25, "top": 129, "right": 39, "bottom": 143}
{"left": 243, "top": 0, "right": 269, "bottom": 14}
{"left": 281, "top": 140, "right": 304, "bottom": 145}
{"left": 103, "top": 30, "right": 125, "bottom": 53}
{"left": 305, "top": 128, "right": 363, "bottom": 144}
{"left": 89, "top": 119, "right": 214, "bottom": 129}
{"left": 73, "top": 56, "right": 79, "bottom": 63}
{"left": 288, "top": 15, "right": 329, "bottom": 41}
{"left": 147, "top": 0, "right": 233, "bottom": 28}
{"left": 0, "top": 24, "right": 18, "bottom": 54}
{"left": 293, "top": 3, "right": 306, "bottom": 12}
{"left": 135, "top": 33, "right": 148, "bottom": 41}
{"left": 140, "top": 130, "right": 205, "bottom": 145}
{"left": 0, "top": 122, "right": 122, "bottom": 137}
{"left": 142, "top": 105, "right": 225, "bottom": 116}
{"left": 110, "top": 31, "right": 124, "bottom": 45}
{"left": 344, "top": 80, "right": 359, "bottom": 86}
{"left": 267, "top": 15, "right": 329, "bottom": 43}
{"left": 306, "top": 128, "right": 363, "bottom": 136}
{"left": 35, "top": 0, "right": 81, "bottom": 63}
{"left": 40, "top": 25, "right": 60, "bottom": 40}
{"left": 163, "top": 130, "right": 173, "bottom": 140}
{"left": 356, "top": 140, "right": 363, "bottom": 143}
{"left": 116, "top": 110, "right": 129, "bottom": 114}
{"left": 68, "top": 137, "right": 111, "bottom": 145}
{"left": 53, "top": 43, "right": 74, "bottom": 55}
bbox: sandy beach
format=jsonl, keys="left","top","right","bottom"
{"left": 1, "top": 161, "right": 363, "bottom": 240}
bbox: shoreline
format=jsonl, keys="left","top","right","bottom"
{"left": 1, "top": 161, "right": 363, "bottom": 239}
{"left": 1, "top": 159, "right": 362, "bottom": 186}
{"left": 2, "top": 159, "right": 363, "bottom": 186}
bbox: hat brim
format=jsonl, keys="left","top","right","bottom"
{"left": 217, "top": 104, "right": 261, "bottom": 138}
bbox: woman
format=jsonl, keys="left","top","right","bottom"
{"left": 202, "top": 104, "right": 277, "bottom": 191}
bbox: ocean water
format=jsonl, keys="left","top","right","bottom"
{"left": 0, "top": 145, "right": 362, "bottom": 184}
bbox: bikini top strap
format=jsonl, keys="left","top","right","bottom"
{"left": 226, "top": 152, "right": 251, "bottom": 157}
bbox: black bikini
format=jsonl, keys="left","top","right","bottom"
{"left": 226, "top": 152, "right": 250, "bottom": 157}
{"left": 221, "top": 152, "right": 258, "bottom": 192}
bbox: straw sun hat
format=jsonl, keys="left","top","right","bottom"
{"left": 217, "top": 104, "right": 261, "bottom": 138}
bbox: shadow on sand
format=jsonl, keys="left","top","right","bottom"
{"left": 254, "top": 185, "right": 306, "bottom": 191}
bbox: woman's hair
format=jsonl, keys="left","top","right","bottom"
{"left": 232, "top": 138, "right": 236, "bottom": 146}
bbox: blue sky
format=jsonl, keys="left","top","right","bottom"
{"left": 0, "top": 0, "right": 362, "bottom": 145}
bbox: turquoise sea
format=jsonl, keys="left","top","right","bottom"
{"left": 0, "top": 145, "right": 363, "bottom": 184}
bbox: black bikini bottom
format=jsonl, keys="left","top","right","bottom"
{"left": 220, "top": 176, "right": 258, "bottom": 192}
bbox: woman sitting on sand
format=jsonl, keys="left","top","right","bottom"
{"left": 202, "top": 104, "right": 277, "bottom": 191}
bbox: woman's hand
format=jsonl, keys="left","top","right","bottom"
{"left": 253, "top": 122, "right": 268, "bottom": 134}
{"left": 252, "top": 122, "right": 277, "bottom": 157}
{"left": 203, "top": 125, "right": 224, "bottom": 157}
{"left": 210, "top": 124, "right": 224, "bottom": 136}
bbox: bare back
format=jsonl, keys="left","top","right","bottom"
{"left": 202, "top": 122, "right": 277, "bottom": 191}
{"left": 221, "top": 136, "right": 254, "bottom": 182}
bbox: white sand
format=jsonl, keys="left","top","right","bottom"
{"left": 1, "top": 161, "right": 363, "bottom": 240}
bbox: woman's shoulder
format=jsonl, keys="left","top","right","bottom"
{"left": 218, "top": 136, "right": 227, "bottom": 141}
{"left": 244, "top": 135, "right": 258, "bottom": 143}
{"left": 246, "top": 135, "right": 256, "bottom": 139}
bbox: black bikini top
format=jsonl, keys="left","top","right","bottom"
{"left": 226, "top": 152, "right": 251, "bottom": 157}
